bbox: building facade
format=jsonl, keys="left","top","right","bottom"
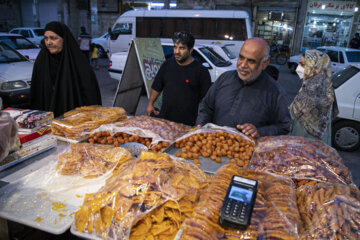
{"left": 1, "top": 0, "right": 360, "bottom": 55}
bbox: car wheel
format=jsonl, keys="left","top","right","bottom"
{"left": 332, "top": 120, "right": 360, "bottom": 151}
{"left": 97, "top": 45, "right": 106, "bottom": 58}
{"left": 290, "top": 63, "right": 297, "bottom": 74}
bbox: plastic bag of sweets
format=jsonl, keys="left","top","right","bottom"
{"left": 296, "top": 182, "right": 360, "bottom": 240}
{"left": 86, "top": 115, "right": 191, "bottom": 152}
{"left": 251, "top": 136, "right": 353, "bottom": 187}
{"left": 178, "top": 164, "right": 301, "bottom": 240}
{"left": 0, "top": 111, "right": 18, "bottom": 161}
{"left": 73, "top": 151, "right": 209, "bottom": 240}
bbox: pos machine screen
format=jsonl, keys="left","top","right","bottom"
{"left": 228, "top": 186, "right": 253, "bottom": 204}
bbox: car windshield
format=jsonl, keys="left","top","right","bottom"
{"left": 199, "top": 47, "right": 231, "bottom": 67}
{"left": 0, "top": 42, "right": 27, "bottom": 63}
{"left": 0, "top": 36, "right": 38, "bottom": 50}
{"left": 221, "top": 45, "right": 237, "bottom": 60}
{"left": 33, "top": 29, "right": 45, "bottom": 36}
{"left": 332, "top": 65, "right": 360, "bottom": 88}
{"left": 345, "top": 51, "right": 360, "bottom": 62}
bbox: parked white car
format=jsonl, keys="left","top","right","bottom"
{"left": 109, "top": 43, "right": 235, "bottom": 83}
{"left": 0, "top": 33, "right": 40, "bottom": 61}
{"left": 0, "top": 41, "right": 33, "bottom": 108}
{"left": 202, "top": 43, "right": 239, "bottom": 66}
{"left": 91, "top": 32, "right": 109, "bottom": 58}
{"left": 9, "top": 27, "right": 45, "bottom": 47}
{"left": 331, "top": 65, "right": 360, "bottom": 151}
{"left": 288, "top": 46, "right": 360, "bottom": 74}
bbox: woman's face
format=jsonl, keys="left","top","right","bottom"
{"left": 44, "top": 31, "right": 63, "bottom": 54}
{"left": 299, "top": 55, "right": 305, "bottom": 68}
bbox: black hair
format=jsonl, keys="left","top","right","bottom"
{"left": 172, "top": 31, "right": 195, "bottom": 49}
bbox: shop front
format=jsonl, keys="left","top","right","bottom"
{"left": 255, "top": 7, "right": 297, "bottom": 59}
{"left": 301, "top": 0, "right": 358, "bottom": 52}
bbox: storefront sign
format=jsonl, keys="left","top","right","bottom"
{"left": 308, "top": 0, "right": 357, "bottom": 15}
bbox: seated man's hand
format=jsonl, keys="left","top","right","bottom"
{"left": 236, "top": 123, "right": 260, "bottom": 138}
{"left": 146, "top": 104, "right": 158, "bottom": 116}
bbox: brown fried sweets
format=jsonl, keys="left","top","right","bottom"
{"left": 174, "top": 131, "right": 254, "bottom": 168}
{"left": 251, "top": 136, "right": 352, "bottom": 186}
{"left": 179, "top": 164, "right": 301, "bottom": 240}
{"left": 56, "top": 143, "right": 132, "bottom": 178}
{"left": 112, "top": 115, "right": 190, "bottom": 141}
{"left": 74, "top": 151, "right": 209, "bottom": 239}
{"left": 88, "top": 131, "right": 170, "bottom": 153}
{"left": 51, "top": 106, "right": 126, "bottom": 140}
{"left": 296, "top": 183, "right": 360, "bottom": 240}
{"left": 87, "top": 116, "right": 190, "bottom": 152}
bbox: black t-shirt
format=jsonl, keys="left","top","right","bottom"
{"left": 152, "top": 57, "right": 211, "bottom": 126}
{"left": 350, "top": 37, "right": 360, "bottom": 49}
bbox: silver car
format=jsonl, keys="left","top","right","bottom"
{"left": 0, "top": 41, "right": 33, "bottom": 108}
{"left": 0, "top": 33, "right": 40, "bottom": 61}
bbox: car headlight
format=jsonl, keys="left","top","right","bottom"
{"left": 1, "top": 80, "right": 28, "bottom": 90}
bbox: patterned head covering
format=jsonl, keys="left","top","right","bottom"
{"left": 291, "top": 50, "right": 338, "bottom": 138}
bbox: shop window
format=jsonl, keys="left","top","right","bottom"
{"left": 302, "top": 13, "right": 352, "bottom": 50}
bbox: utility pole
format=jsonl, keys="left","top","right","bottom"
{"left": 32, "top": 0, "right": 40, "bottom": 27}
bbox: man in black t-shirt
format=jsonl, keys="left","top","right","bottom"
{"left": 350, "top": 33, "right": 360, "bottom": 49}
{"left": 146, "top": 31, "right": 211, "bottom": 126}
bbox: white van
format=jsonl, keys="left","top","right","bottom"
{"left": 108, "top": 10, "right": 252, "bottom": 57}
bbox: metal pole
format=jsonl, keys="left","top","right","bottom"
{"left": 32, "top": 0, "right": 40, "bottom": 27}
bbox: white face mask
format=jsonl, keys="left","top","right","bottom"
{"left": 296, "top": 64, "right": 304, "bottom": 79}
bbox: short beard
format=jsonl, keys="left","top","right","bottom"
{"left": 175, "top": 54, "right": 189, "bottom": 63}
{"left": 237, "top": 66, "right": 262, "bottom": 85}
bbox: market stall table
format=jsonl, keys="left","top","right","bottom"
{"left": 0, "top": 141, "right": 110, "bottom": 239}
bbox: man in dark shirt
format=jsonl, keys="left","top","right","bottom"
{"left": 349, "top": 33, "right": 360, "bottom": 49}
{"left": 196, "top": 37, "right": 291, "bottom": 138}
{"left": 147, "top": 31, "right": 211, "bottom": 126}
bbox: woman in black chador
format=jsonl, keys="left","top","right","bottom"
{"left": 30, "top": 21, "right": 101, "bottom": 117}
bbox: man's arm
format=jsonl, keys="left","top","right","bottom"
{"left": 257, "top": 93, "right": 291, "bottom": 136}
{"left": 146, "top": 89, "right": 160, "bottom": 116}
{"left": 196, "top": 82, "right": 217, "bottom": 126}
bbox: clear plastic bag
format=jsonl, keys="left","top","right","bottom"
{"left": 251, "top": 136, "right": 353, "bottom": 186}
{"left": 171, "top": 123, "right": 255, "bottom": 168}
{"left": 73, "top": 151, "right": 209, "bottom": 239}
{"left": 296, "top": 182, "right": 360, "bottom": 240}
{"left": 178, "top": 164, "right": 301, "bottom": 240}
{"left": 0, "top": 143, "right": 132, "bottom": 234}
{"left": 50, "top": 106, "right": 126, "bottom": 141}
{"left": 86, "top": 115, "right": 191, "bottom": 152}
{"left": 56, "top": 142, "right": 132, "bottom": 178}
{"left": 0, "top": 111, "right": 18, "bottom": 161}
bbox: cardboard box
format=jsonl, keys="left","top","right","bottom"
{"left": 18, "top": 126, "right": 51, "bottom": 144}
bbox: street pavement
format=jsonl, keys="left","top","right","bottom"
{"left": 95, "top": 58, "right": 360, "bottom": 187}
